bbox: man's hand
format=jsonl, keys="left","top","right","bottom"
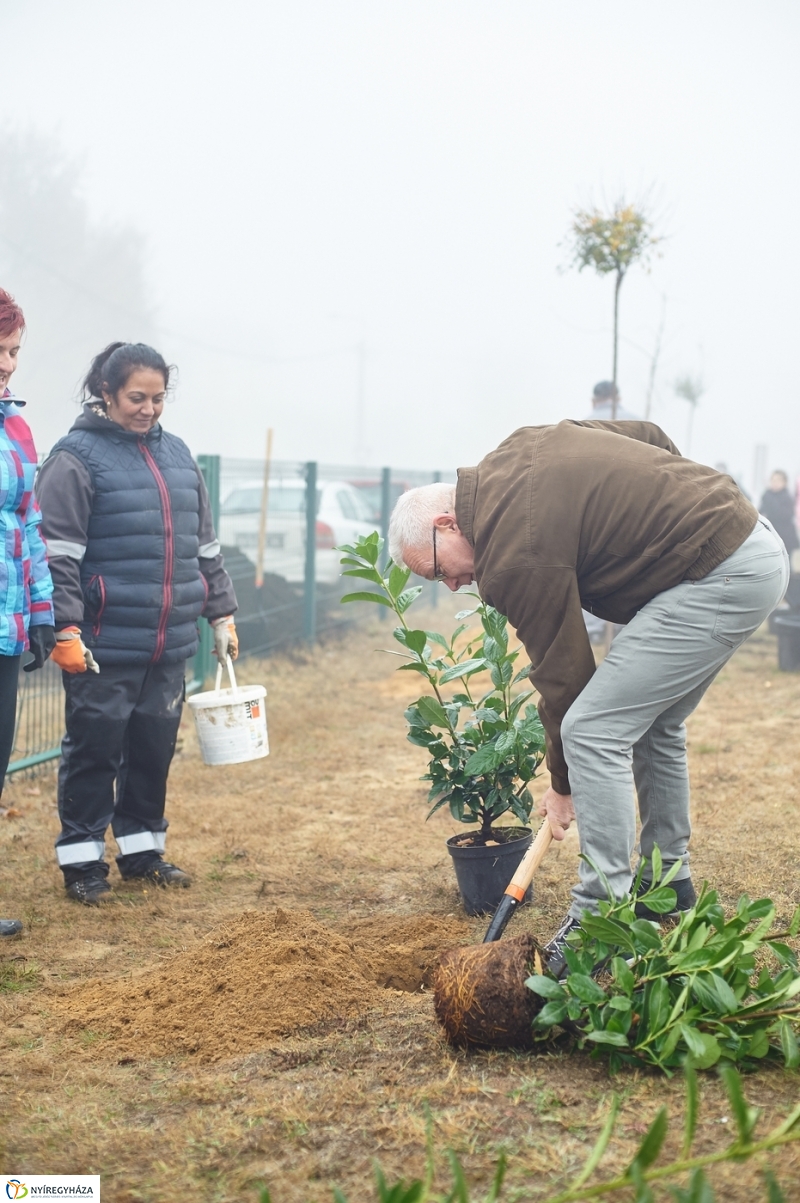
{"left": 537, "top": 786, "right": 575, "bottom": 841}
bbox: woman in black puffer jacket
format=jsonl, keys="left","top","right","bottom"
{"left": 37, "top": 343, "right": 238, "bottom": 906}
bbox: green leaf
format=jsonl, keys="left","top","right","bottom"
{"left": 629, "top": 920, "right": 665, "bottom": 951}
{"left": 415, "top": 696, "right": 449, "bottom": 729}
{"left": 439, "top": 658, "right": 488, "bottom": 683}
{"left": 403, "top": 629, "right": 427, "bottom": 655}
{"left": 682, "top": 1062, "right": 699, "bottom": 1156}
{"left": 669, "top": 1168, "right": 715, "bottom": 1203}
{"left": 647, "top": 978, "right": 671, "bottom": 1034}
{"left": 629, "top": 1106, "right": 668, "bottom": 1171}
{"left": 512, "top": 662, "right": 533, "bottom": 684}
{"left": 534, "top": 1000, "right": 569, "bottom": 1027}
{"left": 649, "top": 846, "right": 663, "bottom": 885}
{"left": 763, "top": 1170, "right": 787, "bottom": 1203}
{"left": 580, "top": 916, "right": 636, "bottom": 954}
{"left": 387, "top": 564, "right": 411, "bottom": 599}
{"left": 463, "top": 743, "right": 504, "bottom": 776}
{"left": 680, "top": 1024, "right": 709, "bottom": 1059}
{"left": 425, "top": 630, "right": 451, "bottom": 651}
{"left": 396, "top": 587, "right": 424, "bottom": 614}
{"left": 567, "top": 974, "right": 607, "bottom": 1004}
{"left": 639, "top": 887, "right": 677, "bottom": 914}
{"left": 341, "top": 591, "right": 394, "bottom": 608}
{"left": 340, "top": 566, "right": 385, "bottom": 584}
{"left": 568, "top": 1094, "right": 620, "bottom": 1189}
{"left": 524, "top": 975, "right": 567, "bottom": 1000}
{"left": 779, "top": 1018, "right": 800, "bottom": 1069}
{"left": 686, "top": 1032, "right": 721, "bottom": 1070}
{"left": 612, "top": 957, "right": 636, "bottom": 994}
{"left": 789, "top": 906, "right": 800, "bottom": 939}
{"left": 719, "top": 1063, "right": 760, "bottom": 1144}
{"left": 585, "top": 1030, "right": 630, "bottom": 1047}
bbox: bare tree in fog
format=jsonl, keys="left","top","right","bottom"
{"left": 674, "top": 372, "right": 705, "bottom": 457}
{"left": 0, "top": 132, "right": 153, "bottom": 442}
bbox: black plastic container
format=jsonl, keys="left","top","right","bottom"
{"left": 775, "top": 612, "right": 800, "bottom": 671}
{"left": 446, "top": 827, "right": 533, "bottom": 916}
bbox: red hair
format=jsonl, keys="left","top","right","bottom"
{"left": 0, "top": 289, "right": 25, "bottom": 338}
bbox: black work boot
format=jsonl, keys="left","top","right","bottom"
{"left": 0, "top": 918, "right": 22, "bottom": 936}
{"left": 64, "top": 862, "right": 113, "bottom": 906}
{"left": 120, "top": 856, "right": 191, "bottom": 888}
{"left": 635, "top": 876, "right": 697, "bottom": 922}
{"left": 543, "top": 914, "right": 583, "bottom": 980}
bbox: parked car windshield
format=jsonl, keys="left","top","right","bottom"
{"left": 222, "top": 485, "right": 316, "bottom": 515}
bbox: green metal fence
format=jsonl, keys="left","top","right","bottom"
{"left": 8, "top": 455, "right": 445, "bottom": 773}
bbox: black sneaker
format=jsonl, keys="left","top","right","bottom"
{"left": 635, "top": 876, "right": 697, "bottom": 922}
{"left": 0, "top": 918, "right": 22, "bottom": 936}
{"left": 122, "top": 859, "right": 191, "bottom": 888}
{"left": 543, "top": 915, "right": 583, "bottom": 979}
{"left": 65, "top": 868, "right": 114, "bottom": 906}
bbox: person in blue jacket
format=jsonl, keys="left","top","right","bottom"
{"left": 0, "top": 288, "right": 56, "bottom": 935}
{"left": 36, "top": 342, "right": 238, "bottom": 906}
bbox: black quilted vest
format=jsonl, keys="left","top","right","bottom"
{"left": 49, "top": 412, "right": 206, "bottom": 664}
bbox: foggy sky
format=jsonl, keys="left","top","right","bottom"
{"left": 3, "top": 0, "right": 799, "bottom": 492}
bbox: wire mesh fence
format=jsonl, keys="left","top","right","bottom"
{"left": 9, "top": 455, "right": 452, "bottom": 775}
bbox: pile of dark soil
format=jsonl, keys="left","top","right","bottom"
{"left": 54, "top": 909, "right": 468, "bottom": 1063}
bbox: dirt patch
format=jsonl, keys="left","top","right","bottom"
{"left": 53, "top": 909, "right": 469, "bottom": 1062}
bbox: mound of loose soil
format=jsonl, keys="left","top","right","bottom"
{"left": 53, "top": 909, "right": 469, "bottom": 1063}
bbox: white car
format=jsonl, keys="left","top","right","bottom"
{"left": 218, "top": 478, "right": 376, "bottom": 584}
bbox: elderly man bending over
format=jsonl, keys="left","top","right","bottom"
{"left": 389, "top": 420, "right": 787, "bottom": 976}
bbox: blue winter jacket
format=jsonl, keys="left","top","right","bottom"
{"left": 37, "top": 405, "right": 227, "bottom": 665}
{"left": 0, "top": 392, "right": 54, "bottom": 655}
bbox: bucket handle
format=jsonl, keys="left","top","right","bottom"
{"left": 214, "top": 654, "right": 239, "bottom": 699}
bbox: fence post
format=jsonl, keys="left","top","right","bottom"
{"left": 431, "top": 470, "right": 441, "bottom": 608}
{"left": 304, "top": 461, "right": 317, "bottom": 643}
{"left": 192, "top": 454, "right": 220, "bottom": 687}
{"left": 378, "top": 466, "right": 391, "bottom": 620}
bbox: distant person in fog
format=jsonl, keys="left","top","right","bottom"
{"left": 586, "top": 380, "right": 640, "bottom": 422}
{"left": 760, "top": 470, "right": 799, "bottom": 557}
{"left": 0, "top": 289, "right": 56, "bottom": 937}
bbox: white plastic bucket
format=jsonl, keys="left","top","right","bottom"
{"left": 188, "top": 656, "right": 269, "bottom": 766}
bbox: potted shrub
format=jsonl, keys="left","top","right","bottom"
{"left": 339, "top": 533, "right": 547, "bottom": 915}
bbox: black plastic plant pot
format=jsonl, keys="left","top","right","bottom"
{"left": 775, "top": 612, "right": 800, "bottom": 671}
{"left": 446, "top": 827, "right": 533, "bottom": 917}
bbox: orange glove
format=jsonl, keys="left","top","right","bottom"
{"left": 51, "top": 626, "right": 100, "bottom": 674}
{"left": 211, "top": 616, "right": 238, "bottom": 661}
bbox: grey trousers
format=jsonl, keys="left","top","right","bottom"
{"left": 562, "top": 519, "right": 788, "bottom": 918}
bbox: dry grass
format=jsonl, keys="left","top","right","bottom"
{"left": 0, "top": 607, "right": 799, "bottom": 1202}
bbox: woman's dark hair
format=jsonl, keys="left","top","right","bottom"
{"left": 82, "top": 342, "right": 171, "bottom": 401}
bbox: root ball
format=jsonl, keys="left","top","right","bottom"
{"left": 433, "top": 934, "right": 544, "bottom": 1049}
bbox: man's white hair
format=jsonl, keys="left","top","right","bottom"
{"left": 388, "top": 482, "right": 457, "bottom": 568}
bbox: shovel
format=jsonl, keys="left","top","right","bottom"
{"left": 433, "top": 819, "right": 554, "bottom": 1048}
{"left": 482, "top": 819, "right": 553, "bottom": 941}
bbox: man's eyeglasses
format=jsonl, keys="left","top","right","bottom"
{"left": 431, "top": 523, "right": 447, "bottom": 582}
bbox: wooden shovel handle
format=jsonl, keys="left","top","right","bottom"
{"left": 503, "top": 822, "right": 553, "bottom": 902}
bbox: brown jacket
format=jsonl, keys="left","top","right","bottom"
{"left": 455, "top": 420, "right": 757, "bottom": 794}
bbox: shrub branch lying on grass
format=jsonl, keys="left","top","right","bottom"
{"left": 338, "top": 533, "right": 546, "bottom": 839}
{"left": 527, "top": 851, "right": 800, "bottom": 1073}
{"left": 257, "top": 1065, "right": 800, "bottom": 1202}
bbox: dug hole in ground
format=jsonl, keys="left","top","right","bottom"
{"left": 1, "top": 608, "right": 798, "bottom": 1201}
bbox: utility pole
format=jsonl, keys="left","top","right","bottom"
{"left": 355, "top": 341, "right": 366, "bottom": 465}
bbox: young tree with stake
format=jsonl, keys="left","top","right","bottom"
{"left": 566, "top": 199, "right": 661, "bottom": 417}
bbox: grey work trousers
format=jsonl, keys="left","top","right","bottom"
{"left": 562, "top": 518, "right": 788, "bottom": 918}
